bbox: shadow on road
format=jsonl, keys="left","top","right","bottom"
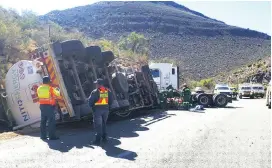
{"left": 43, "top": 109, "right": 174, "bottom": 161}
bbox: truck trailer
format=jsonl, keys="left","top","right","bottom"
{"left": 1, "top": 40, "right": 160, "bottom": 130}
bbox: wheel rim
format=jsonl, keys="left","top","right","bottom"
{"left": 217, "top": 95, "right": 226, "bottom": 105}
{"left": 200, "top": 96, "right": 208, "bottom": 104}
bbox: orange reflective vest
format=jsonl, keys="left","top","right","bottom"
{"left": 95, "top": 87, "right": 109, "bottom": 106}
{"left": 37, "top": 84, "right": 60, "bottom": 105}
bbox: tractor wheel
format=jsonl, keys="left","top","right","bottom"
{"left": 196, "top": 93, "right": 211, "bottom": 107}
{"left": 112, "top": 72, "right": 129, "bottom": 93}
{"left": 213, "top": 94, "right": 228, "bottom": 108}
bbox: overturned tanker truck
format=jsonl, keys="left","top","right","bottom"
{"left": 1, "top": 39, "right": 160, "bottom": 130}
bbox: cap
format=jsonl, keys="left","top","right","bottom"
{"left": 43, "top": 76, "right": 50, "bottom": 83}
{"left": 94, "top": 78, "right": 104, "bottom": 85}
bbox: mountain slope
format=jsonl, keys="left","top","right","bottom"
{"left": 41, "top": 1, "right": 271, "bottom": 80}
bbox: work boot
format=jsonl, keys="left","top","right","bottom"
{"left": 91, "top": 139, "right": 101, "bottom": 146}
{"left": 102, "top": 136, "right": 108, "bottom": 143}
{"left": 40, "top": 137, "right": 48, "bottom": 140}
{"left": 91, "top": 136, "right": 101, "bottom": 146}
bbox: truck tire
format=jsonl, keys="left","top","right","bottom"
{"left": 196, "top": 93, "right": 211, "bottom": 107}
{"left": 61, "top": 40, "right": 85, "bottom": 60}
{"left": 141, "top": 65, "right": 152, "bottom": 78}
{"left": 250, "top": 95, "right": 254, "bottom": 99}
{"left": 112, "top": 73, "right": 129, "bottom": 93}
{"left": 85, "top": 46, "right": 101, "bottom": 62}
{"left": 135, "top": 72, "right": 145, "bottom": 82}
{"left": 213, "top": 94, "right": 228, "bottom": 108}
{"left": 100, "top": 51, "right": 115, "bottom": 64}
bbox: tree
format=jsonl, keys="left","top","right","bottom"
{"left": 118, "top": 32, "right": 149, "bottom": 56}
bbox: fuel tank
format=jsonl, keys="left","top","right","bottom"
{"left": 5, "top": 60, "right": 43, "bottom": 130}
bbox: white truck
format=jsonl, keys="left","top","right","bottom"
{"left": 149, "top": 63, "right": 179, "bottom": 90}
{"left": 148, "top": 63, "right": 232, "bottom": 107}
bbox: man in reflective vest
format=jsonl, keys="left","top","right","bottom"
{"left": 88, "top": 78, "right": 113, "bottom": 145}
{"left": 37, "top": 76, "right": 61, "bottom": 140}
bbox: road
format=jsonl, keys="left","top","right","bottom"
{"left": 0, "top": 99, "right": 270, "bottom": 168}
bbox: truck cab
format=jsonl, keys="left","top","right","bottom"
{"left": 149, "top": 63, "right": 179, "bottom": 90}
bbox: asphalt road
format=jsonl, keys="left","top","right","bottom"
{"left": 0, "top": 99, "right": 270, "bottom": 168}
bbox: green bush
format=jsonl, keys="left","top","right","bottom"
{"left": 188, "top": 78, "right": 215, "bottom": 90}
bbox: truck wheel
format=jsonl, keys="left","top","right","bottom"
{"left": 196, "top": 93, "right": 211, "bottom": 107}
{"left": 135, "top": 72, "right": 145, "bottom": 82}
{"left": 250, "top": 96, "right": 254, "bottom": 99}
{"left": 191, "top": 94, "right": 197, "bottom": 102}
{"left": 85, "top": 46, "right": 101, "bottom": 62}
{"left": 213, "top": 94, "right": 228, "bottom": 107}
{"left": 112, "top": 72, "right": 129, "bottom": 93}
{"left": 99, "top": 51, "right": 115, "bottom": 65}
{"left": 61, "top": 40, "right": 85, "bottom": 60}
{"left": 141, "top": 65, "right": 152, "bottom": 79}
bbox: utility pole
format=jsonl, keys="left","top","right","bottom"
{"left": 48, "top": 25, "right": 51, "bottom": 43}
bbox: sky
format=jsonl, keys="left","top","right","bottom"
{"left": 0, "top": 0, "right": 271, "bottom": 35}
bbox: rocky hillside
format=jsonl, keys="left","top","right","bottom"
{"left": 41, "top": 1, "right": 271, "bottom": 80}
{"left": 215, "top": 56, "right": 271, "bottom": 84}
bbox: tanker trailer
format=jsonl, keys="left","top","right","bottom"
{"left": 3, "top": 39, "right": 160, "bottom": 130}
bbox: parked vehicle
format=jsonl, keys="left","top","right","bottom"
{"left": 238, "top": 84, "right": 254, "bottom": 99}
{"left": 251, "top": 83, "right": 265, "bottom": 98}
{"left": 213, "top": 84, "right": 232, "bottom": 96}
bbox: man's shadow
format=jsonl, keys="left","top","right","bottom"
{"left": 44, "top": 110, "right": 173, "bottom": 161}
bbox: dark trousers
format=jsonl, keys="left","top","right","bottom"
{"left": 40, "top": 104, "right": 56, "bottom": 139}
{"left": 93, "top": 108, "right": 109, "bottom": 141}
